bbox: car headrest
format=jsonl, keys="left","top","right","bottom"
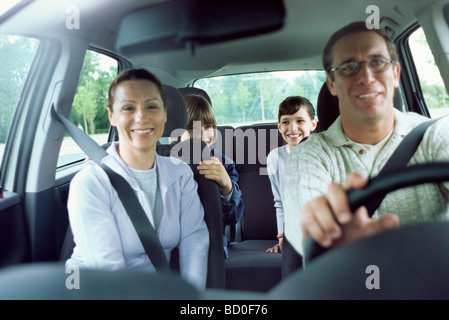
{"left": 315, "top": 82, "right": 405, "bottom": 132}
{"left": 316, "top": 82, "right": 340, "bottom": 133}
{"left": 162, "top": 85, "right": 188, "bottom": 138}
{"left": 178, "top": 87, "right": 212, "bottom": 105}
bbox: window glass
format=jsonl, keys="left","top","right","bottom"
{"left": 0, "top": 35, "right": 38, "bottom": 166}
{"left": 57, "top": 50, "right": 117, "bottom": 167}
{"left": 195, "top": 70, "right": 326, "bottom": 127}
{"left": 409, "top": 27, "right": 449, "bottom": 118}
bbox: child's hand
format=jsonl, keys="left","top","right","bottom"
{"left": 197, "top": 157, "right": 233, "bottom": 196}
{"left": 266, "top": 233, "right": 283, "bottom": 253}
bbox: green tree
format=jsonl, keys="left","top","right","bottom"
{"left": 72, "top": 79, "right": 98, "bottom": 134}
{"left": 410, "top": 28, "right": 448, "bottom": 115}
{"left": 0, "top": 36, "right": 38, "bottom": 143}
{"left": 70, "top": 51, "right": 117, "bottom": 134}
{"left": 236, "top": 82, "right": 251, "bottom": 122}
{"left": 196, "top": 70, "right": 326, "bottom": 126}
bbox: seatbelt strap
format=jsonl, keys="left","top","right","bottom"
{"left": 52, "top": 104, "right": 170, "bottom": 272}
{"left": 364, "top": 117, "right": 439, "bottom": 217}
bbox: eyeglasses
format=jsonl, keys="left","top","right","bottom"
{"left": 328, "top": 57, "right": 395, "bottom": 77}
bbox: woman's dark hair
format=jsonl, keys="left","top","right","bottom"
{"left": 278, "top": 96, "right": 315, "bottom": 121}
{"left": 107, "top": 68, "right": 167, "bottom": 112}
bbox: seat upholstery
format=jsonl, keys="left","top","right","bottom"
{"left": 162, "top": 85, "right": 188, "bottom": 138}
{"left": 232, "top": 124, "right": 284, "bottom": 241}
{"left": 224, "top": 123, "right": 285, "bottom": 292}
{"left": 316, "top": 82, "right": 340, "bottom": 132}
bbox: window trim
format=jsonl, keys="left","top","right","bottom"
{"left": 56, "top": 47, "right": 126, "bottom": 169}
{"left": 0, "top": 36, "right": 60, "bottom": 193}
{"left": 395, "top": 23, "right": 431, "bottom": 117}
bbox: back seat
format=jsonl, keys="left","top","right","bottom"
{"left": 179, "top": 87, "right": 287, "bottom": 291}
{"left": 217, "top": 123, "right": 285, "bottom": 292}
{"left": 231, "top": 124, "right": 283, "bottom": 242}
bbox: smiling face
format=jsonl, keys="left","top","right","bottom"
{"left": 326, "top": 31, "right": 400, "bottom": 130}
{"left": 180, "top": 122, "right": 216, "bottom": 147}
{"left": 181, "top": 94, "right": 218, "bottom": 147}
{"left": 108, "top": 79, "right": 167, "bottom": 168}
{"left": 278, "top": 106, "right": 317, "bottom": 150}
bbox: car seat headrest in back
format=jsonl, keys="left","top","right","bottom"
{"left": 178, "top": 87, "right": 212, "bottom": 106}
{"left": 162, "top": 85, "right": 188, "bottom": 138}
{"left": 316, "top": 82, "right": 340, "bottom": 133}
{"left": 315, "top": 81, "right": 405, "bottom": 132}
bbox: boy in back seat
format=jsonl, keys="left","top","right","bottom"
{"left": 180, "top": 94, "right": 244, "bottom": 258}
{"left": 266, "top": 96, "right": 317, "bottom": 253}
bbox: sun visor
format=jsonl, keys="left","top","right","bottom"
{"left": 115, "top": 0, "right": 285, "bottom": 55}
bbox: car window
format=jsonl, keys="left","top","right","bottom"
{"left": 0, "top": 34, "right": 38, "bottom": 167}
{"left": 57, "top": 50, "right": 117, "bottom": 167}
{"left": 195, "top": 70, "right": 326, "bottom": 126}
{"left": 409, "top": 27, "right": 449, "bottom": 118}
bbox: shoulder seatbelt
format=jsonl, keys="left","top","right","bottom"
{"left": 52, "top": 104, "right": 170, "bottom": 272}
{"left": 364, "top": 117, "right": 438, "bottom": 217}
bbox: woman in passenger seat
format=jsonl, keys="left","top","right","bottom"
{"left": 66, "top": 69, "right": 209, "bottom": 290}
{"left": 180, "top": 94, "right": 244, "bottom": 258}
{"left": 266, "top": 96, "right": 317, "bottom": 253}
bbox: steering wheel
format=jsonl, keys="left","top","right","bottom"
{"left": 269, "top": 161, "right": 449, "bottom": 299}
{"left": 303, "top": 162, "right": 449, "bottom": 264}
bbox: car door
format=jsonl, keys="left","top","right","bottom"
{"left": 0, "top": 33, "right": 46, "bottom": 267}
{"left": 0, "top": 0, "right": 108, "bottom": 265}
{"left": 0, "top": 29, "right": 126, "bottom": 266}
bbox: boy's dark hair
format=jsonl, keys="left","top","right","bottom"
{"left": 278, "top": 96, "right": 315, "bottom": 121}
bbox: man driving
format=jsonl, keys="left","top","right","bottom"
{"left": 284, "top": 21, "right": 449, "bottom": 258}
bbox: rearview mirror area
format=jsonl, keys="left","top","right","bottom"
{"left": 115, "top": 0, "right": 285, "bottom": 55}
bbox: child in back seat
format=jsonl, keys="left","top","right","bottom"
{"left": 266, "top": 96, "right": 317, "bottom": 253}
{"left": 180, "top": 94, "right": 244, "bottom": 258}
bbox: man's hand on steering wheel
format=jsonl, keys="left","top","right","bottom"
{"left": 300, "top": 172, "right": 400, "bottom": 249}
